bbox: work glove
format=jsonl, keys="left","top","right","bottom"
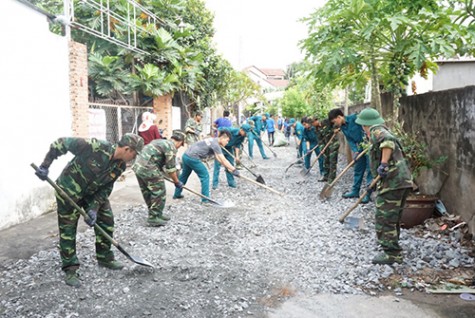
{"left": 232, "top": 169, "right": 240, "bottom": 177}
{"left": 352, "top": 152, "right": 360, "bottom": 161}
{"left": 85, "top": 209, "right": 97, "bottom": 227}
{"left": 377, "top": 163, "right": 389, "bottom": 178}
{"left": 175, "top": 181, "right": 184, "bottom": 189}
{"left": 35, "top": 164, "right": 49, "bottom": 181}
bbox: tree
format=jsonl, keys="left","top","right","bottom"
{"left": 301, "top": 0, "right": 473, "bottom": 119}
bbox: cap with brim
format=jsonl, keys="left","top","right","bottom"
{"left": 289, "top": 118, "right": 296, "bottom": 125}
{"left": 355, "top": 108, "right": 385, "bottom": 126}
{"left": 120, "top": 133, "right": 144, "bottom": 153}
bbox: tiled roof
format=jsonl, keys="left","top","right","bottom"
{"left": 265, "top": 79, "right": 289, "bottom": 88}
{"left": 260, "top": 68, "right": 286, "bottom": 77}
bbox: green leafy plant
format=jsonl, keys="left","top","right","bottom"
{"left": 391, "top": 122, "right": 447, "bottom": 178}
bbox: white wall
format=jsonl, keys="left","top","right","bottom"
{"left": 0, "top": 0, "right": 72, "bottom": 230}
{"left": 433, "top": 62, "right": 475, "bottom": 92}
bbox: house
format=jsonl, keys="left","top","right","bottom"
{"left": 243, "top": 65, "right": 289, "bottom": 108}
{"left": 407, "top": 58, "right": 475, "bottom": 95}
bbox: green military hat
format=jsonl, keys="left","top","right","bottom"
{"left": 289, "top": 118, "right": 296, "bottom": 125}
{"left": 171, "top": 130, "right": 186, "bottom": 142}
{"left": 355, "top": 107, "right": 385, "bottom": 126}
{"left": 119, "top": 133, "right": 144, "bottom": 153}
{"left": 264, "top": 112, "right": 270, "bottom": 119}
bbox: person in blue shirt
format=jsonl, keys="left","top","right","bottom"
{"left": 277, "top": 116, "right": 284, "bottom": 131}
{"left": 328, "top": 108, "right": 373, "bottom": 204}
{"left": 247, "top": 114, "right": 269, "bottom": 159}
{"left": 283, "top": 118, "right": 291, "bottom": 142}
{"left": 265, "top": 113, "right": 276, "bottom": 145}
{"left": 213, "top": 110, "right": 233, "bottom": 137}
{"left": 303, "top": 117, "right": 324, "bottom": 176}
{"left": 212, "top": 124, "right": 250, "bottom": 189}
{"left": 289, "top": 118, "right": 306, "bottom": 161}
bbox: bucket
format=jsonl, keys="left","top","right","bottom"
{"left": 401, "top": 195, "right": 437, "bottom": 228}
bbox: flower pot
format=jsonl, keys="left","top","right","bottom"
{"left": 401, "top": 194, "right": 437, "bottom": 229}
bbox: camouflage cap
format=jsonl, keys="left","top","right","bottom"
{"left": 119, "top": 133, "right": 144, "bottom": 153}
{"left": 171, "top": 129, "right": 186, "bottom": 142}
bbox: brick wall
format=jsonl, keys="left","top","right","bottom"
{"left": 69, "top": 41, "right": 89, "bottom": 137}
{"left": 153, "top": 94, "right": 173, "bottom": 138}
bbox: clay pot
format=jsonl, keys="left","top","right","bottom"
{"left": 401, "top": 194, "right": 437, "bottom": 229}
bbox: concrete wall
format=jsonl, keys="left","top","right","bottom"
{"left": 0, "top": 1, "right": 72, "bottom": 230}
{"left": 399, "top": 86, "right": 475, "bottom": 234}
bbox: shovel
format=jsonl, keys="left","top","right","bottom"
{"left": 319, "top": 148, "right": 369, "bottom": 200}
{"left": 235, "top": 173, "right": 284, "bottom": 196}
{"left": 253, "top": 132, "right": 277, "bottom": 158}
{"left": 31, "top": 163, "right": 154, "bottom": 268}
{"left": 221, "top": 147, "right": 266, "bottom": 185}
{"left": 163, "top": 177, "right": 228, "bottom": 207}
{"left": 300, "top": 131, "right": 339, "bottom": 177}
{"left": 241, "top": 148, "right": 257, "bottom": 168}
{"left": 338, "top": 175, "right": 381, "bottom": 223}
{"left": 284, "top": 143, "right": 320, "bottom": 174}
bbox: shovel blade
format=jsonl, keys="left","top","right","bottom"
{"left": 319, "top": 183, "right": 333, "bottom": 200}
{"left": 299, "top": 167, "right": 309, "bottom": 177}
{"left": 117, "top": 245, "right": 154, "bottom": 268}
{"left": 256, "top": 175, "right": 266, "bottom": 185}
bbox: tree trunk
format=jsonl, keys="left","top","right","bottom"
{"left": 369, "top": 47, "right": 382, "bottom": 114}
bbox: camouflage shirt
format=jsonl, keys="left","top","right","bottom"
{"left": 320, "top": 120, "right": 340, "bottom": 148}
{"left": 369, "top": 125, "right": 413, "bottom": 193}
{"left": 185, "top": 118, "right": 203, "bottom": 145}
{"left": 132, "top": 139, "right": 178, "bottom": 179}
{"left": 41, "top": 137, "right": 126, "bottom": 210}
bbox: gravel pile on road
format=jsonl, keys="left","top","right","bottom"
{"left": 0, "top": 143, "right": 473, "bottom": 317}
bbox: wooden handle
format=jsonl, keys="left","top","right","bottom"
{"left": 237, "top": 174, "right": 284, "bottom": 196}
{"left": 338, "top": 175, "right": 381, "bottom": 223}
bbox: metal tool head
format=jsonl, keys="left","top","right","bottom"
{"left": 319, "top": 183, "right": 333, "bottom": 200}
{"left": 117, "top": 245, "right": 154, "bottom": 268}
{"left": 299, "top": 167, "right": 309, "bottom": 177}
{"left": 256, "top": 175, "right": 266, "bottom": 185}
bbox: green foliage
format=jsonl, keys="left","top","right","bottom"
{"left": 391, "top": 122, "right": 448, "bottom": 178}
{"left": 88, "top": 53, "right": 129, "bottom": 98}
{"left": 281, "top": 87, "right": 309, "bottom": 118}
{"left": 34, "top": 0, "right": 237, "bottom": 108}
{"left": 301, "top": 0, "right": 474, "bottom": 117}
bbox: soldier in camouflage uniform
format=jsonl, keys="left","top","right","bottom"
{"left": 133, "top": 130, "right": 185, "bottom": 227}
{"left": 355, "top": 108, "right": 413, "bottom": 265}
{"left": 185, "top": 111, "right": 203, "bottom": 145}
{"left": 303, "top": 117, "right": 324, "bottom": 177}
{"left": 319, "top": 119, "right": 340, "bottom": 183}
{"left": 34, "top": 134, "right": 144, "bottom": 287}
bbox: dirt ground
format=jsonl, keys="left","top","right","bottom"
{"left": 1, "top": 140, "right": 474, "bottom": 318}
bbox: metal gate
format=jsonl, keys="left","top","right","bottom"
{"left": 88, "top": 103, "right": 151, "bottom": 143}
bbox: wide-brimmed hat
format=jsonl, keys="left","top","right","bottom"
{"left": 138, "top": 112, "right": 157, "bottom": 132}
{"left": 355, "top": 108, "right": 385, "bottom": 126}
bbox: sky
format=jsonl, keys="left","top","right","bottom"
{"left": 205, "top": 0, "right": 326, "bottom": 71}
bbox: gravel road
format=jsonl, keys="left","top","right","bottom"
{"left": 0, "top": 141, "right": 473, "bottom": 318}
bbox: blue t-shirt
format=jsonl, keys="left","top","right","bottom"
{"left": 266, "top": 118, "right": 275, "bottom": 132}
{"left": 214, "top": 117, "right": 232, "bottom": 129}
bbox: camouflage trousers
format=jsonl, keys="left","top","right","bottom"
{"left": 323, "top": 143, "right": 339, "bottom": 182}
{"left": 136, "top": 175, "right": 166, "bottom": 219}
{"left": 375, "top": 188, "right": 411, "bottom": 256}
{"left": 56, "top": 192, "right": 115, "bottom": 271}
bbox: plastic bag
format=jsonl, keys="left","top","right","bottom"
{"left": 273, "top": 130, "right": 288, "bottom": 147}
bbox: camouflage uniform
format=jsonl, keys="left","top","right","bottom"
{"left": 369, "top": 125, "right": 413, "bottom": 259}
{"left": 40, "top": 138, "right": 127, "bottom": 271}
{"left": 320, "top": 120, "right": 340, "bottom": 182}
{"left": 132, "top": 139, "right": 178, "bottom": 221}
{"left": 185, "top": 118, "right": 203, "bottom": 145}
